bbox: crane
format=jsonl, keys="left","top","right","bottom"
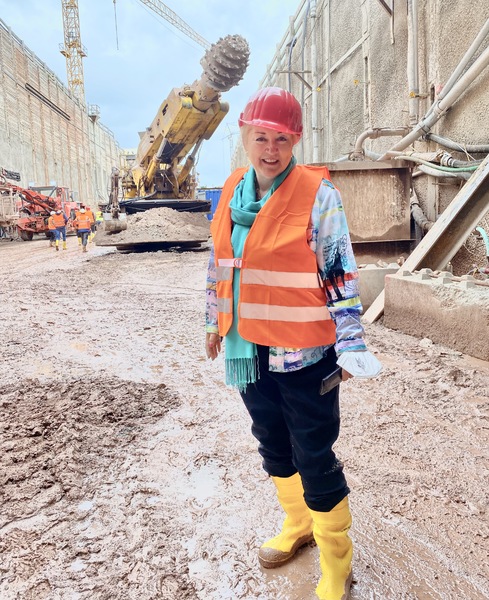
{"left": 59, "top": 0, "right": 209, "bottom": 103}
{"left": 137, "top": 0, "right": 211, "bottom": 49}
{"left": 59, "top": 0, "right": 87, "bottom": 103}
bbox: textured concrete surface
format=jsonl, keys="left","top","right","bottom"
{"left": 384, "top": 269, "right": 489, "bottom": 360}
{"left": 358, "top": 263, "right": 399, "bottom": 310}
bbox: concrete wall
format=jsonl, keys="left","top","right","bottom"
{"left": 233, "top": 0, "right": 489, "bottom": 274}
{"left": 0, "top": 19, "right": 120, "bottom": 209}
{"left": 384, "top": 269, "right": 489, "bottom": 360}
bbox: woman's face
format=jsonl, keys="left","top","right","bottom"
{"left": 243, "top": 126, "right": 300, "bottom": 181}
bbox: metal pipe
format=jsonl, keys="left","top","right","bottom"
{"left": 439, "top": 152, "right": 483, "bottom": 168}
{"left": 425, "top": 18, "right": 489, "bottom": 120}
{"left": 407, "top": 0, "right": 420, "bottom": 125}
{"left": 476, "top": 226, "right": 489, "bottom": 257}
{"left": 424, "top": 133, "right": 489, "bottom": 154}
{"left": 378, "top": 44, "right": 489, "bottom": 159}
{"left": 310, "top": 0, "right": 319, "bottom": 162}
{"left": 360, "top": 148, "right": 471, "bottom": 180}
{"left": 416, "top": 164, "right": 471, "bottom": 180}
{"left": 350, "top": 127, "right": 409, "bottom": 159}
{"left": 395, "top": 155, "right": 479, "bottom": 173}
{"left": 411, "top": 191, "right": 434, "bottom": 232}
{"left": 298, "top": 0, "right": 311, "bottom": 165}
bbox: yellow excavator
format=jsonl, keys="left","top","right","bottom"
{"left": 103, "top": 34, "right": 250, "bottom": 234}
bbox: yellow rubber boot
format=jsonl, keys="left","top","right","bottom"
{"left": 78, "top": 236, "right": 81, "bottom": 246}
{"left": 258, "top": 472, "right": 314, "bottom": 568}
{"left": 310, "top": 497, "right": 353, "bottom": 600}
{"left": 55, "top": 240, "right": 59, "bottom": 251}
{"left": 62, "top": 241, "right": 67, "bottom": 250}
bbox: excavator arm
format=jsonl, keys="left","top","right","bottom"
{"left": 14, "top": 186, "right": 60, "bottom": 213}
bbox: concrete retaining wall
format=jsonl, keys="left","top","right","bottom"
{"left": 384, "top": 269, "right": 489, "bottom": 360}
{"left": 0, "top": 18, "right": 120, "bottom": 208}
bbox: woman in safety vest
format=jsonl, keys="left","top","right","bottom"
{"left": 205, "top": 87, "right": 380, "bottom": 600}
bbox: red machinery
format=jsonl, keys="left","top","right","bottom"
{"left": 15, "top": 185, "right": 78, "bottom": 240}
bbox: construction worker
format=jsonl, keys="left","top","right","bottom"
{"left": 47, "top": 211, "right": 56, "bottom": 247}
{"left": 53, "top": 209, "right": 68, "bottom": 251}
{"left": 95, "top": 209, "right": 103, "bottom": 227}
{"left": 74, "top": 208, "right": 92, "bottom": 252}
{"left": 205, "top": 87, "right": 380, "bottom": 600}
{"left": 84, "top": 205, "right": 96, "bottom": 242}
{"left": 74, "top": 205, "right": 84, "bottom": 246}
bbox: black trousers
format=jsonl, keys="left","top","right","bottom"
{"left": 240, "top": 344, "right": 349, "bottom": 512}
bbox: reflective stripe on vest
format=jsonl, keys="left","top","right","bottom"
{"left": 217, "top": 297, "right": 232, "bottom": 314}
{"left": 242, "top": 268, "right": 321, "bottom": 288}
{"left": 240, "top": 302, "right": 329, "bottom": 322}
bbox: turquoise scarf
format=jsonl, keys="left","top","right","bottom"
{"left": 225, "top": 157, "right": 296, "bottom": 391}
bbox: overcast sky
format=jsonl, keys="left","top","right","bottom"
{"left": 0, "top": 0, "right": 302, "bottom": 187}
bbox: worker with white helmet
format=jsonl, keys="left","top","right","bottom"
{"left": 73, "top": 207, "right": 92, "bottom": 252}
{"left": 205, "top": 87, "right": 380, "bottom": 600}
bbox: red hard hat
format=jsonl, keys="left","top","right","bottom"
{"left": 238, "top": 87, "right": 303, "bottom": 136}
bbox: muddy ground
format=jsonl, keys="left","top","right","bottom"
{"left": 0, "top": 235, "right": 488, "bottom": 600}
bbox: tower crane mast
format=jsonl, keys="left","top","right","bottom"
{"left": 59, "top": 0, "right": 208, "bottom": 103}
{"left": 59, "top": 0, "right": 87, "bottom": 103}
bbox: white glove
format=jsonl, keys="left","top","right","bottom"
{"left": 337, "top": 350, "right": 382, "bottom": 378}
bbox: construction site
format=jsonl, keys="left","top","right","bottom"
{"left": 0, "top": 1, "right": 488, "bottom": 599}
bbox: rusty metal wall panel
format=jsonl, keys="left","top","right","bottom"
{"left": 324, "top": 161, "right": 413, "bottom": 242}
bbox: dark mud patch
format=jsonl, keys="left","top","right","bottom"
{"left": 0, "top": 377, "right": 198, "bottom": 600}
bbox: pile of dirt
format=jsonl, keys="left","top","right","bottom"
{"left": 96, "top": 207, "right": 211, "bottom": 246}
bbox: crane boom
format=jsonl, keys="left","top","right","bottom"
{"left": 138, "top": 0, "right": 211, "bottom": 50}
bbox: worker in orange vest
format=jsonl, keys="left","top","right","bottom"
{"left": 74, "top": 205, "right": 84, "bottom": 246}
{"left": 205, "top": 87, "right": 380, "bottom": 600}
{"left": 47, "top": 211, "right": 56, "bottom": 248}
{"left": 74, "top": 208, "right": 92, "bottom": 252}
{"left": 84, "top": 206, "right": 96, "bottom": 242}
{"left": 52, "top": 209, "right": 68, "bottom": 251}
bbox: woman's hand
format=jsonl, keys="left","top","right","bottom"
{"left": 341, "top": 369, "right": 353, "bottom": 382}
{"left": 206, "top": 333, "right": 221, "bottom": 360}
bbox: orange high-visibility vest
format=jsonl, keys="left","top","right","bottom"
{"left": 211, "top": 164, "right": 336, "bottom": 348}
{"left": 53, "top": 213, "right": 66, "bottom": 227}
{"left": 75, "top": 213, "right": 92, "bottom": 231}
{"left": 48, "top": 216, "right": 56, "bottom": 230}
